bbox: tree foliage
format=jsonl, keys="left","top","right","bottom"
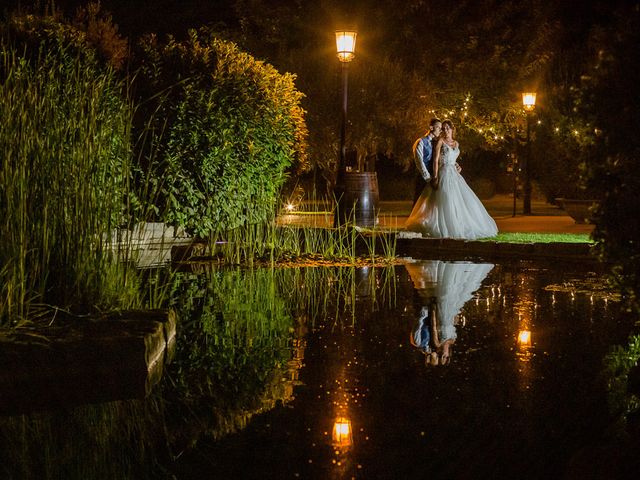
{"left": 575, "top": 4, "right": 640, "bottom": 312}
{"left": 224, "top": 0, "right": 563, "bottom": 187}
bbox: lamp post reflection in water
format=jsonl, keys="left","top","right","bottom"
{"left": 517, "top": 329, "right": 532, "bottom": 347}
{"left": 332, "top": 416, "right": 353, "bottom": 448}
{"left": 513, "top": 268, "right": 536, "bottom": 363}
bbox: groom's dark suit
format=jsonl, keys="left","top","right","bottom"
{"left": 413, "top": 133, "right": 437, "bottom": 203}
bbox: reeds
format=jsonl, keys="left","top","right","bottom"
{"left": 0, "top": 44, "right": 137, "bottom": 325}
{"left": 210, "top": 218, "right": 397, "bottom": 266}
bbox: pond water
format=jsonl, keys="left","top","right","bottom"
{"left": 1, "top": 259, "right": 638, "bottom": 479}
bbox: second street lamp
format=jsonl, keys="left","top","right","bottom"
{"left": 522, "top": 92, "right": 537, "bottom": 215}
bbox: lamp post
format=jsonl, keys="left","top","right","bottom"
{"left": 335, "top": 30, "right": 357, "bottom": 175}
{"left": 521, "top": 92, "right": 536, "bottom": 215}
{"left": 511, "top": 153, "right": 518, "bottom": 217}
{"left": 333, "top": 30, "right": 357, "bottom": 227}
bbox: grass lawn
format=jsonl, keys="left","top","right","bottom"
{"left": 489, "top": 232, "right": 594, "bottom": 244}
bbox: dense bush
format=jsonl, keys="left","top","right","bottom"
{"left": 135, "top": 31, "right": 308, "bottom": 236}
{"left": 576, "top": 5, "right": 640, "bottom": 312}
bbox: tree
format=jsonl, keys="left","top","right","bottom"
{"left": 575, "top": 3, "right": 640, "bottom": 312}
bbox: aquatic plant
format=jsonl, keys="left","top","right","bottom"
{"left": 0, "top": 41, "right": 138, "bottom": 325}
{"left": 194, "top": 220, "right": 397, "bottom": 267}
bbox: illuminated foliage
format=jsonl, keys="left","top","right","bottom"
{"left": 135, "top": 31, "right": 308, "bottom": 236}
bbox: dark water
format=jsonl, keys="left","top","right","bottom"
{"left": 1, "top": 260, "right": 638, "bottom": 479}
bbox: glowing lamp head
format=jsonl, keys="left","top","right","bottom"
{"left": 335, "top": 30, "right": 357, "bottom": 62}
{"left": 285, "top": 203, "right": 295, "bottom": 212}
{"left": 522, "top": 92, "right": 537, "bottom": 112}
{"left": 518, "top": 330, "right": 532, "bottom": 346}
{"left": 332, "top": 417, "right": 353, "bottom": 447}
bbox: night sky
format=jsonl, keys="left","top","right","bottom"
{"left": 2, "top": 0, "right": 239, "bottom": 38}
{"left": 1, "top": 0, "right": 626, "bottom": 51}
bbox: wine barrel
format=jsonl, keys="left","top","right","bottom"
{"left": 334, "top": 172, "right": 379, "bottom": 227}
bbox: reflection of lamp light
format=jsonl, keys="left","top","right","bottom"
{"left": 332, "top": 417, "right": 353, "bottom": 448}
{"left": 518, "top": 329, "right": 532, "bottom": 346}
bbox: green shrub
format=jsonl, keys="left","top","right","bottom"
{"left": 575, "top": 5, "right": 640, "bottom": 313}
{"left": 135, "top": 31, "right": 308, "bottom": 236}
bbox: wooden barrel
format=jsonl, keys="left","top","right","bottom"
{"left": 334, "top": 172, "right": 379, "bottom": 227}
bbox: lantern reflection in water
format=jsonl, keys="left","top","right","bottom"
{"left": 332, "top": 417, "right": 353, "bottom": 448}
{"left": 518, "top": 329, "right": 532, "bottom": 346}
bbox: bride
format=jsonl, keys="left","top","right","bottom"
{"left": 405, "top": 120, "right": 498, "bottom": 239}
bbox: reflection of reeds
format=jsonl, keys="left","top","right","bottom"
{"left": 0, "top": 264, "right": 399, "bottom": 476}
{"left": 0, "top": 399, "right": 165, "bottom": 479}
{"left": 274, "top": 265, "right": 397, "bottom": 327}
{"left": 165, "top": 264, "right": 397, "bottom": 441}
{"left": 0, "top": 45, "right": 140, "bottom": 325}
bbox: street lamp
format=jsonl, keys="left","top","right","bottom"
{"left": 335, "top": 30, "right": 357, "bottom": 173}
{"left": 522, "top": 92, "right": 537, "bottom": 112}
{"left": 521, "top": 92, "right": 537, "bottom": 214}
{"left": 333, "top": 30, "right": 357, "bottom": 227}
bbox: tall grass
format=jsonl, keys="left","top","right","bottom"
{"left": 209, "top": 218, "right": 397, "bottom": 266}
{"left": 0, "top": 44, "right": 137, "bottom": 325}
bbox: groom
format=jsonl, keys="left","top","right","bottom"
{"left": 413, "top": 117, "right": 442, "bottom": 203}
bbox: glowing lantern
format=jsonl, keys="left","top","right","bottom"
{"left": 521, "top": 92, "right": 537, "bottom": 112}
{"left": 335, "top": 31, "right": 357, "bottom": 62}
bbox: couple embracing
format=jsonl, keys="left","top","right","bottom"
{"left": 406, "top": 118, "right": 498, "bottom": 240}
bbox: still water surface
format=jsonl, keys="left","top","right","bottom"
{"left": 1, "top": 259, "right": 637, "bottom": 479}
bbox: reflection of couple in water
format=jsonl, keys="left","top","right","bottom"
{"left": 407, "top": 260, "right": 494, "bottom": 366}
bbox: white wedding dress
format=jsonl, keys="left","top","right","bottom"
{"left": 432, "top": 261, "right": 494, "bottom": 341}
{"left": 405, "top": 143, "right": 498, "bottom": 239}
{"left": 406, "top": 260, "right": 494, "bottom": 344}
